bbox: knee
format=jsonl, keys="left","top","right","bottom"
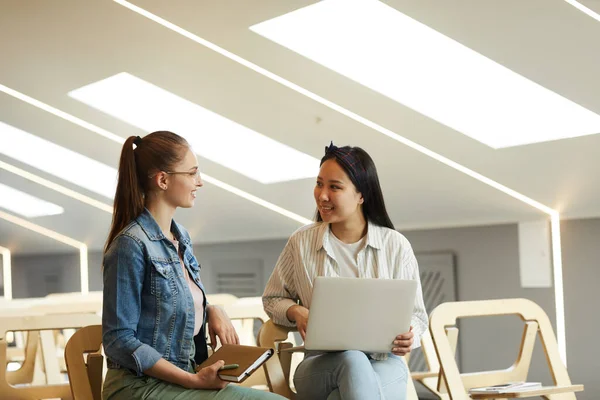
{"left": 338, "top": 350, "right": 371, "bottom": 372}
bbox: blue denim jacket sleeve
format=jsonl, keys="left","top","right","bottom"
{"left": 102, "top": 234, "right": 163, "bottom": 375}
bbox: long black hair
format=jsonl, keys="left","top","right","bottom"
{"left": 314, "top": 143, "right": 394, "bottom": 230}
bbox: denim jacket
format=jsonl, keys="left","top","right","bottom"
{"left": 102, "top": 209, "right": 209, "bottom": 376}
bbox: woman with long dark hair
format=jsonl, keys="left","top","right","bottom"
{"left": 102, "top": 131, "right": 284, "bottom": 400}
{"left": 263, "top": 142, "right": 428, "bottom": 400}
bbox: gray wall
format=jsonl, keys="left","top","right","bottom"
{"left": 560, "top": 218, "right": 599, "bottom": 398}
{"left": 12, "top": 252, "right": 83, "bottom": 298}
{"left": 8, "top": 218, "right": 597, "bottom": 398}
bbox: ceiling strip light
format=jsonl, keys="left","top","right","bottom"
{"left": 0, "top": 83, "right": 124, "bottom": 143}
{"left": 564, "top": 0, "right": 600, "bottom": 21}
{"left": 201, "top": 175, "right": 310, "bottom": 224}
{"left": 0, "top": 160, "right": 113, "bottom": 214}
{"left": 0, "top": 210, "right": 89, "bottom": 294}
{"left": 0, "top": 246, "right": 12, "bottom": 300}
{"left": 0, "top": 182, "right": 64, "bottom": 218}
{"left": 0, "top": 121, "right": 118, "bottom": 199}
{"left": 113, "top": 0, "right": 567, "bottom": 364}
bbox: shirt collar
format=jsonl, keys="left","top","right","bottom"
{"left": 317, "top": 220, "right": 384, "bottom": 252}
{"left": 136, "top": 208, "right": 190, "bottom": 245}
{"left": 365, "top": 220, "right": 384, "bottom": 250}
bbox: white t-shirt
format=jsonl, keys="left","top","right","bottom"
{"left": 329, "top": 231, "right": 366, "bottom": 278}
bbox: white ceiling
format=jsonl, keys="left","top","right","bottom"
{"left": 0, "top": 0, "right": 599, "bottom": 255}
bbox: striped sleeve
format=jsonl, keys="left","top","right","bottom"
{"left": 397, "top": 235, "right": 429, "bottom": 349}
{"left": 262, "top": 239, "right": 299, "bottom": 327}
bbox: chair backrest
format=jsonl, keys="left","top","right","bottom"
{"left": 64, "top": 325, "right": 104, "bottom": 400}
{"left": 429, "top": 298, "right": 580, "bottom": 400}
{"left": 0, "top": 313, "right": 101, "bottom": 400}
{"left": 257, "top": 320, "right": 420, "bottom": 400}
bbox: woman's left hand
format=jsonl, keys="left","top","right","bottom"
{"left": 392, "top": 326, "right": 413, "bottom": 356}
{"left": 207, "top": 305, "right": 240, "bottom": 347}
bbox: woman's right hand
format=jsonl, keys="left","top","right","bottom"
{"left": 287, "top": 305, "right": 310, "bottom": 341}
{"left": 188, "top": 360, "right": 228, "bottom": 390}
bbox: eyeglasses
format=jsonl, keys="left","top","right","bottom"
{"left": 163, "top": 169, "right": 201, "bottom": 179}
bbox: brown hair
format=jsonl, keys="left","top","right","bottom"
{"left": 104, "top": 131, "right": 189, "bottom": 252}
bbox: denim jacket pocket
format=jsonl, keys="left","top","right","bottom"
{"left": 150, "top": 259, "right": 178, "bottom": 299}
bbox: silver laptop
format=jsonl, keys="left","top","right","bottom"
{"left": 304, "top": 277, "right": 417, "bottom": 353}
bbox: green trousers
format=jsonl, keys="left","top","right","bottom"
{"left": 102, "top": 364, "right": 285, "bottom": 400}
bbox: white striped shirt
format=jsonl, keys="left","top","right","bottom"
{"left": 262, "top": 221, "right": 428, "bottom": 351}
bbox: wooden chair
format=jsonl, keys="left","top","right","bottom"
{"left": 59, "top": 299, "right": 268, "bottom": 397}
{"left": 0, "top": 313, "right": 101, "bottom": 400}
{"left": 64, "top": 325, "right": 104, "bottom": 400}
{"left": 257, "top": 320, "right": 419, "bottom": 399}
{"left": 429, "top": 298, "right": 584, "bottom": 399}
{"left": 256, "top": 320, "right": 297, "bottom": 399}
{"left": 0, "top": 294, "right": 103, "bottom": 388}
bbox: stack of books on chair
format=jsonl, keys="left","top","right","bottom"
{"left": 469, "top": 382, "right": 541, "bottom": 394}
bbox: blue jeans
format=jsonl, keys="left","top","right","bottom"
{"left": 293, "top": 351, "right": 408, "bottom": 400}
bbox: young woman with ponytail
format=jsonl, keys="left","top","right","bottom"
{"left": 102, "top": 131, "right": 283, "bottom": 400}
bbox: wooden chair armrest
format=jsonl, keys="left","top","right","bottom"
{"left": 279, "top": 346, "right": 305, "bottom": 353}
{"left": 411, "top": 371, "right": 439, "bottom": 380}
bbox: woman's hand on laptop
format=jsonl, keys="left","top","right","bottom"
{"left": 392, "top": 326, "right": 414, "bottom": 356}
{"left": 287, "top": 305, "right": 310, "bottom": 341}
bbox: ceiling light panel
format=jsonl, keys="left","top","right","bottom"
{"left": 69, "top": 72, "right": 319, "bottom": 183}
{"left": 0, "top": 182, "right": 64, "bottom": 217}
{"left": 0, "top": 121, "right": 117, "bottom": 198}
{"left": 251, "top": 0, "right": 600, "bottom": 148}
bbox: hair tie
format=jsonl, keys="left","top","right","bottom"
{"left": 133, "top": 136, "right": 143, "bottom": 147}
{"left": 325, "top": 141, "right": 338, "bottom": 154}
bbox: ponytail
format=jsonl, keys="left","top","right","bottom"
{"left": 105, "top": 136, "right": 145, "bottom": 251}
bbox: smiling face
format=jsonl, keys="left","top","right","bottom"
{"left": 314, "top": 159, "right": 364, "bottom": 225}
{"left": 163, "top": 148, "right": 203, "bottom": 209}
